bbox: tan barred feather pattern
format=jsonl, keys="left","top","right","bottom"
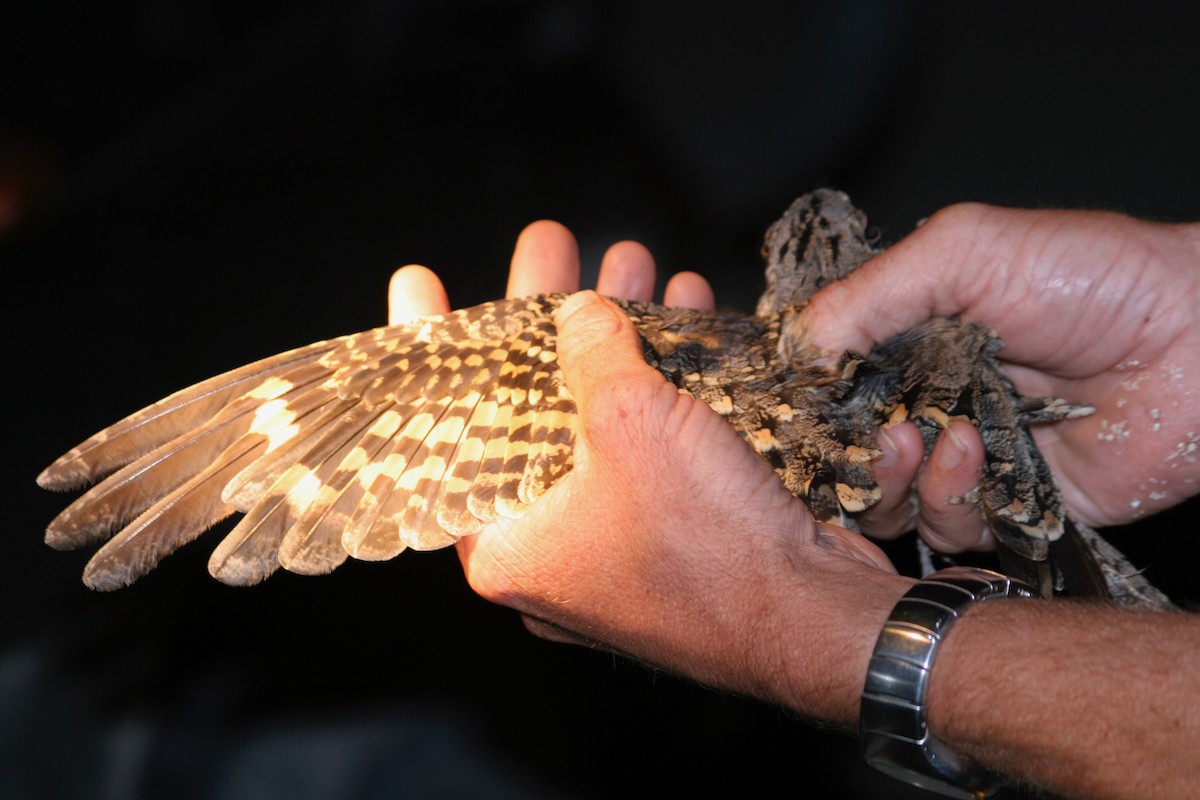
{"left": 39, "top": 189, "right": 1173, "bottom": 608}
{"left": 39, "top": 298, "right": 580, "bottom": 590}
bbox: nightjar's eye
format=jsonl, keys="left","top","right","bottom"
{"left": 865, "top": 226, "right": 882, "bottom": 244}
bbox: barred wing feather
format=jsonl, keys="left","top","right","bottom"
{"left": 37, "top": 297, "right": 578, "bottom": 590}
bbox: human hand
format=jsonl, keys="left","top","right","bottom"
{"left": 802, "top": 202, "right": 1200, "bottom": 550}
{"left": 388, "top": 220, "right": 717, "bottom": 322}
{"left": 387, "top": 221, "right": 912, "bottom": 726}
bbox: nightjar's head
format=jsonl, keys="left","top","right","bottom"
{"left": 755, "top": 188, "right": 881, "bottom": 319}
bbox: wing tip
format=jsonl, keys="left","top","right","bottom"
{"left": 36, "top": 459, "right": 93, "bottom": 492}
{"left": 208, "top": 554, "right": 277, "bottom": 587}
{"left": 81, "top": 562, "right": 135, "bottom": 592}
{"left": 44, "top": 512, "right": 108, "bottom": 552}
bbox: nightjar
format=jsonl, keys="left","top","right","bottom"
{"left": 37, "top": 190, "right": 1171, "bottom": 608}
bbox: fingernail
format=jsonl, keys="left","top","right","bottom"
{"left": 936, "top": 426, "right": 967, "bottom": 470}
{"left": 554, "top": 290, "right": 602, "bottom": 324}
{"left": 554, "top": 291, "right": 623, "bottom": 343}
{"left": 973, "top": 525, "right": 994, "bottom": 551}
{"left": 874, "top": 426, "right": 900, "bottom": 469}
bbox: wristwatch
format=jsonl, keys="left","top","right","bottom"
{"left": 859, "top": 567, "right": 1035, "bottom": 799}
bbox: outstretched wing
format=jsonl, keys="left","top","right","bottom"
{"left": 38, "top": 296, "right": 578, "bottom": 590}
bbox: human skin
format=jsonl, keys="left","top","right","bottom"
{"left": 804, "top": 203, "right": 1200, "bottom": 549}
{"left": 388, "top": 208, "right": 1200, "bottom": 800}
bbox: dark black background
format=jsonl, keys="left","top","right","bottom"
{"left": 4, "top": 2, "right": 1198, "bottom": 799}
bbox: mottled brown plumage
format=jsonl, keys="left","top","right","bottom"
{"left": 38, "top": 190, "right": 1170, "bottom": 608}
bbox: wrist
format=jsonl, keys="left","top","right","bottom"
{"left": 767, "top": 553, "right": 914, "bottom": 727}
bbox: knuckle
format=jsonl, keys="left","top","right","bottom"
{"left": 923, "top": 201, "right": 994, "bottom": 233}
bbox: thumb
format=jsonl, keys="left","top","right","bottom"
{"left": 799, "top": 203, "right": 991, "bottom": 356}
{"left": 553, "top": 291, "right": 659, "bottom": 412}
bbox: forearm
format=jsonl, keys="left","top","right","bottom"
{"left": 927, "top": 599, "right": 1200, "bottom": 799}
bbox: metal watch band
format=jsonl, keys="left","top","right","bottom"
{"left": 860, "top": 566, "right": 1035, "bottom": 799}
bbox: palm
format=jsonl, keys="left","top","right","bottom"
{"left": 1025, "top": 339, "right": 1200, "bottom": 527}
{"left": 974, "top": 216, "right": 1199, "bottom": 527}
{"left": 807, "top": 202, "right": 1200, "bottom": 529}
